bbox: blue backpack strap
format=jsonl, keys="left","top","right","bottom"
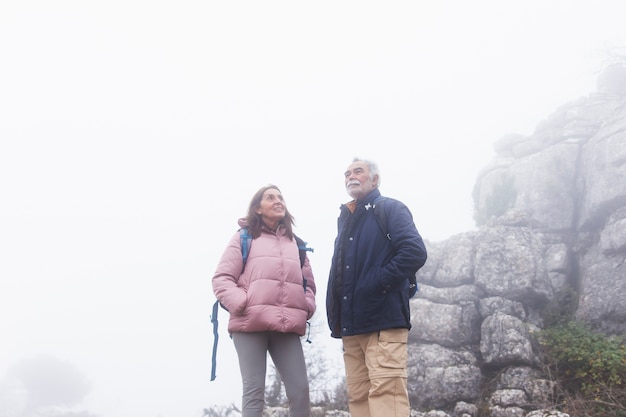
{"left": 210, "top": 300, "right": 220, "bottom": 381}
{"left": 211, "top": 228, "right": 252, "bottom": 381}
{"left": 240, "top": 227, "right": 253, "bottom": 272}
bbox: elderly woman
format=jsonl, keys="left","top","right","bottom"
{"left": 212, "top": 184, "right": 316, "bottom": 417}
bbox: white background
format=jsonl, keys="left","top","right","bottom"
{"left": 1, "top": 1, "right": 625, "bottom": 416}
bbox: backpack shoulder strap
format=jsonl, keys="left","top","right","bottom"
{"left": 373, "top": 196, "right": 391, "bottom": 241}
{"left": 241, "top": 228, "right": 311, "bottom": 268}
{"left": 294, "top": 234, "right": 314, "bottom": 342}
{"left": 240, "top": 227, "right": 253, "bottom": 272}
{"left": 294, "top": 234, "right": 313, "bottom": 268}
{"left": 294, "top": 234, "right": 313, "bottom": 295}
{"left": 239, "top": 229, "right": 314, "bottom": 295}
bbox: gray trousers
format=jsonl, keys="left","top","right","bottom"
{"left": 232, "top": 331, "right": 311, "bottom": 417}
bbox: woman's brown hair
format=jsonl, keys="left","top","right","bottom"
{"left": 245, "top": 185, "right": 295, "bottom": 239}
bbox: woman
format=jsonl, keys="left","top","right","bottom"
{"left": 212, "top": 185, "right": 316, "bottom": 417}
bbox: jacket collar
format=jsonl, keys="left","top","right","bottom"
{"left": 261, "top": 222, "right": 286, "bottom": 236}
{"left": 344, "top": 188, "right": 381, "bottom": 213}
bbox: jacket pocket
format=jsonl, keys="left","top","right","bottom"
{"left": 232, "top": 288, "right": 248, "bottom": 315}
{"left": 376, "top": 328, "right": 408, "bottom": 369}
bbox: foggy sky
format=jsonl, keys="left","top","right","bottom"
{"left": 1, "top": 1, "right": 625, "bottom": 416}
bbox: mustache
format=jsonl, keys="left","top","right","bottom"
{"left": 347, "top": 180, "right": 361, "bottom": 186}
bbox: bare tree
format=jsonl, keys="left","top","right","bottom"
{"left": 263, "top": 315, "right": 346, "bottom": 408}
{"left": 265, "top": 364, "right": 286, "bottom": 407}
{"left": 7, "top": 354, "right": 91, "bottom": 415}
{"left": 201, "top": 403, "right": 241, "bottom": 417}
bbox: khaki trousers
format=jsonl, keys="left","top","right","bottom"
{"left": 342, "top": 328, "right": 410, "bottom": 417}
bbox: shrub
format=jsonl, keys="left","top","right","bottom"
{"left": 539, "top": 320, "right": 626, "bottom": 416}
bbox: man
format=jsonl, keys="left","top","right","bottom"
{"left": 326, "top": 158, "right": 427, "bottom": 417}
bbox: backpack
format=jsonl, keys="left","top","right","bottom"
{"left": 210, "top": 229, "right": 313, "bottom": 381}
{"left": 372, "top": 196, "right": 419, "bottom": 298}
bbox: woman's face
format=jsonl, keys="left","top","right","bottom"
{"left": 256, "top": 188, "right": 286, "bottom": 229}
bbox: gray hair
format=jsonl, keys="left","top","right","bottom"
{"left": 352, "top": 157, "right": 381, "bottom": 187}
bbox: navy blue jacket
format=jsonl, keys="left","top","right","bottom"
{"left": 326, "top": 188, "right": 427, "bottom": 338}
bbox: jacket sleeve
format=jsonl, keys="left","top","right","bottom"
{"left": 380, "top": 200, "right": 427, "bottom": 289}
{"left": 301, "top": 254, "right": 317, "bottom": 319}
{"left": 211, "top": 232, "right": 248, "bottom": 314}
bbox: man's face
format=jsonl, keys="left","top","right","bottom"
{"left": 344, "top": 161, "right": 377, "bottom": 200}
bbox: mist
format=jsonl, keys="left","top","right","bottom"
{"left": 1, "top": 1, "right": 625, "bottom": 416}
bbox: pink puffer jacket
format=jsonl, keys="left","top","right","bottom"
{"left": 212, "top": 220, "right": 316, "bottom": 336}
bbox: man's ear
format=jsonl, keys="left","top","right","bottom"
{"left": 372, "top": 174, "right": 380, "bottom": 187}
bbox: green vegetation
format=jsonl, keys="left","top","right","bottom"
{"left": 541, "top": 285, "right": 579, "bottom": 328}
{"left": 539, "top": 321, "right": 626, "bottom": 416}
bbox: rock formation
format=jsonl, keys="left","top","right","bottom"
{"left": 409, "top": 62, "right": 626, "bottom": 416}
